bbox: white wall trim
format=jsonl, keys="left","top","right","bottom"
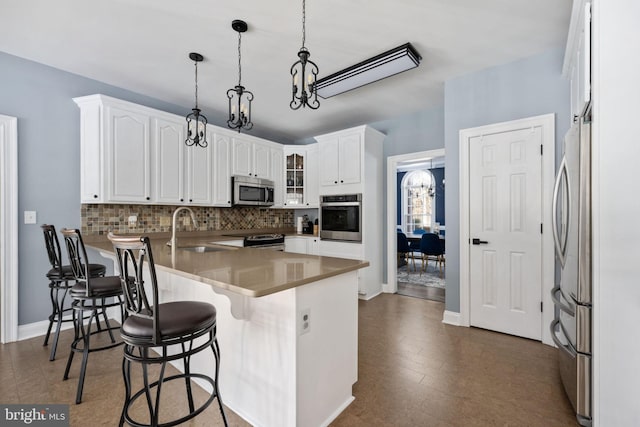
{"left": 385, "top": 149, "right": 445, "bottom": 294}
{"left": 442, "top": 310, "right": 462, "bottom": 326}
{"left": 458, "top": 114, "right": 555, "bottom": 345}
{"left": 0, "top": 114, "right": 18, "bottom": 344}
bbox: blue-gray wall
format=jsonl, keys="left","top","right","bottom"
{"left": 0, "top": 51, "right": 282, "bottom": 325}
{"left": 443, "top": 47, "right": 570, "bottom": 313}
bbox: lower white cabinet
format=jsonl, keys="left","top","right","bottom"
{"left": 285, "top": 236, "right": 320, "bottom": 255}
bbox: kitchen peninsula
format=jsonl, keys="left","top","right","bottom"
{"left": 87, "top": 235, "right": 368, "bottom": 427}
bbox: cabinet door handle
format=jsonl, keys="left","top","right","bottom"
{"left": 146, "top": 197, "right": 150, "bottom": 201}
{"left": 93, "top": 194, "right": 98, "bottom": 199}
{"left": 334, "top": 180, "right": 338, "bottom": 184}
{"left": 180, "top": 198, "right": 184, "bottom": 202}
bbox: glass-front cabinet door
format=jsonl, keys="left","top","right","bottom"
{"left": 285, "top": 152, "right": 305, "bottom": 206}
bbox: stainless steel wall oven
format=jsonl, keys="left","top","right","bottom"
{"left": 319, "top": 194, "right": 362, "bottom": 242}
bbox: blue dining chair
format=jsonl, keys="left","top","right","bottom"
{"left": 419, "top": 233, "right": 445, "bottom": 277}
{"left": 397, "top": 232, "right": 417, "bottom": 272}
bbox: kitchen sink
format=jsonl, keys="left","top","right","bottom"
{"left": 179, "top": 245, "right": 231, "bottom": 253}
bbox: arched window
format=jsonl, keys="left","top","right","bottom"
{"left": 401, "top": 170, "right": 435, "bottom": 233}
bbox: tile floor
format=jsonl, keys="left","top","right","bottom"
{"left": 0, "top": 294, "right": 577, "bottom": 426}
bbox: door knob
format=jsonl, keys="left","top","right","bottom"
{"left": 472, "top": 238, "right": 488, "bottom": 245}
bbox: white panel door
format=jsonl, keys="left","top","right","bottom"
{"left": 469, "top": 127, "right": 543, "bottom": 340}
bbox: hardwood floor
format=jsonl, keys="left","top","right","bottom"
{"left": 0, "top": 294, "right": 577, "bottom": 426}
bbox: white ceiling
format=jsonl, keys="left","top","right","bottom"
{"left": 0, "top": 0, "right": 571, "bottom": 143}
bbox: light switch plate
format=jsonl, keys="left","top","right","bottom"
{"left": 24, "top": 211, "right": 37, "bottom": 224}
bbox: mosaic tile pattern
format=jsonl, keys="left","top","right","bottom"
{"left": 81, "top": 204, "right": 295, "bottom": 235}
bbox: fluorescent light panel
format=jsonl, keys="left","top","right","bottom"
{"left": 315, "top": 43, "right": 421, "bottom": 99}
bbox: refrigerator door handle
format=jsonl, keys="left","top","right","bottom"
{"left": 550, "top": 318, "right": 577, "bottom": 358}
{"left": 552, "top": 285, "right": 575, "bottom": 316}
{"left": 552, "top": 156, "right": 570, "bottom": 267}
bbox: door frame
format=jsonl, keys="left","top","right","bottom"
{"left": 459, "top": 114, "right": 555, "bottom": 345}
{"left": 0, "top": 114, "right": 18, "bottom": 343}
{"left": 384, "top": 148, "right": 445, "bottom": 294}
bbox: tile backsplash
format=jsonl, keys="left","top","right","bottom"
{"left": 81, "top": 204, "right": 295, "bottom": 235}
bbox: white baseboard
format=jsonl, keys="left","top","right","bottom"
{"left": 320, "top": 395, "right": 355, "bottom": 427}
{"left": 442, "top": 310, "right": 462, "bottom": 326}
{"left": 17, "top": 307, "right": 122, "bottom": 341}
{"left": 358, "top": 289, "right": 382, "bottom": 301}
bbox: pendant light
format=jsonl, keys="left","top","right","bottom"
{"left": 427, "top": 159, "right": 435, "bottom": 198}
{"left": 227, "top": 20, "right": 254, "bottom": 132}
{"left": 290, "top": 0, "right": 319, "bottom": 110}
{"left": 185, "top": 52, "right": 208, "bottom": 148}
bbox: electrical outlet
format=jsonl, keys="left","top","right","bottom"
{"left": 128, "top": 215, "right": 137, "bottom": 227}
{"left": 299, "top": 308, "right": 311, "bottom": 335}
{"left": 160, "top": 216, "right": 171, "bottom": 227}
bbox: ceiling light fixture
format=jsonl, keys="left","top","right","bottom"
{"left": 227, "top": 20, "right": 253, "bottom": 132}
{"left": 185, "top": 52, "right": 208, "bottom": 148}
{"left": 315, "top": 43, "right": 421, "bottom": 99}
{"left": 290, "top": 0, "right": 319, "bottom": 110}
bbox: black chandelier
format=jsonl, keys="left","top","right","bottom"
{"left": 227, "top": 20, "right": 254, "bottom": 132}
{"left": 290, "top": 0, "right": 319, "bottom": 110}
{"left": 185, "top": 52, "right": 208, "bottom": 148}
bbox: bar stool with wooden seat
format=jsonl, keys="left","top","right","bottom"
{"left": 41, "top": 224, "right": 106, "bottom": 361}
{"left": 108, "top": 233, "right": 228, "bottom": 427}
{"left": 60, "top": 228, "right": 125, "bottom": 404}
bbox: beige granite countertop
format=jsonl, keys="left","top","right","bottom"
{"left": 86, "top": 234, "right": 368, "bottom": 298}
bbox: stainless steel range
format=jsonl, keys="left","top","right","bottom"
{"left": 242, "top": 234, "right": 285, "bottom": 251}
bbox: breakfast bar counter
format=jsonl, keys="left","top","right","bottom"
{"left": 88, "top": 235, "right": 368, "bottom": 427}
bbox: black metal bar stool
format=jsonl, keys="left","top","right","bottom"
{"left": 60, "top": 228, "right": 124, "bottom": 404}
{"left": 41, "top": 224, "right": 106, "bottom": 361}
{"left": 108, "top": 233, "right": 228, "bottom": 427}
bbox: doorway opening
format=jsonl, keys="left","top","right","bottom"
{"left": 385, "top": 149, "right": 445, "bottom": 303}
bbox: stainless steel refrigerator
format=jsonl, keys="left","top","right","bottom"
{"left": 551, "top": 113, "right": 592, "bottom": 427}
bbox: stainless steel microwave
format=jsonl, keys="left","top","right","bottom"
{"left": 319, "top": 194, "right": 362, "bottom": 242}
{"left": 232, "top": 176, "right": 274, "bottom": 207}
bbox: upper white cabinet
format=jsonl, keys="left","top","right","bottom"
{"left": 75, "top": 94, "right": 286, "bottom": 206}
{"left": 270, "top": 147, "right": 284, "bottom": 208}
{"left": 231, "top": 136, "right": 273, "bottom": 179}
{"left": 75, "top": 95, "right": 152, "bottom": 203}
{"left": 153, "top": 116, "right": 185, "bottom": 204}
{"left": 563, "top": 0, "right": 591, "bottom": 120}
{"left": 315, "top": 126, "right": 383, "bottom": 196}
{"left": 212, "top": 131, "right": 232, "bottom": 207}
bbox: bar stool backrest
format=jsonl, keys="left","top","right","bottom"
{"left": 60, "top": 228, "right": 93, "bottom": 293}
{"left": 42, "top": 224, "right": 64, "bottom": 274}
{"left": 108, "top": 233, "right": 160, "bottom": 344}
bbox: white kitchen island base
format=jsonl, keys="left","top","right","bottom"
{"left": 155, "top": 268, "right": 359, "bottom": 427}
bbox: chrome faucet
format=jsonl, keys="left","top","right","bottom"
{"left": 168, "top": 207, "right": 199, "bottom": 249}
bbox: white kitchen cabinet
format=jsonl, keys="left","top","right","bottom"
{"left": 284, "top": 236, "right": 308, "bottom": 254}
{"left": 185, "top": 130, "right": 213, "bottom": 205}
{"left": 563, "top": 0, "right": 591, "bottom": 120}
{"left": 270, "top": 147, "right": 284, "bottom": 208}
{"left": 153, "top": 116, "right": 185, "bottom": 204}
{"left": 282, "top": 144, "right": 319, "bottom": 208}
{"left": 231, "top": 137, "right": 272, "bottom": 179}
{"left": 75, "top": 95, "right": 152, "bottom": 203}
{"left": 152, "top": 116, "right": 212, "bottom": 206}
{"left": 212, "top": 131, "right": 232, "bottom": 207}
{"left": 285, "top": 235, "right": 320, "bottom": 255}
{"left": 317, "top": 132, "right": 361, "bottom": 189}
{"left": 314, "top": 125, "right": 385, "bottom": 299}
